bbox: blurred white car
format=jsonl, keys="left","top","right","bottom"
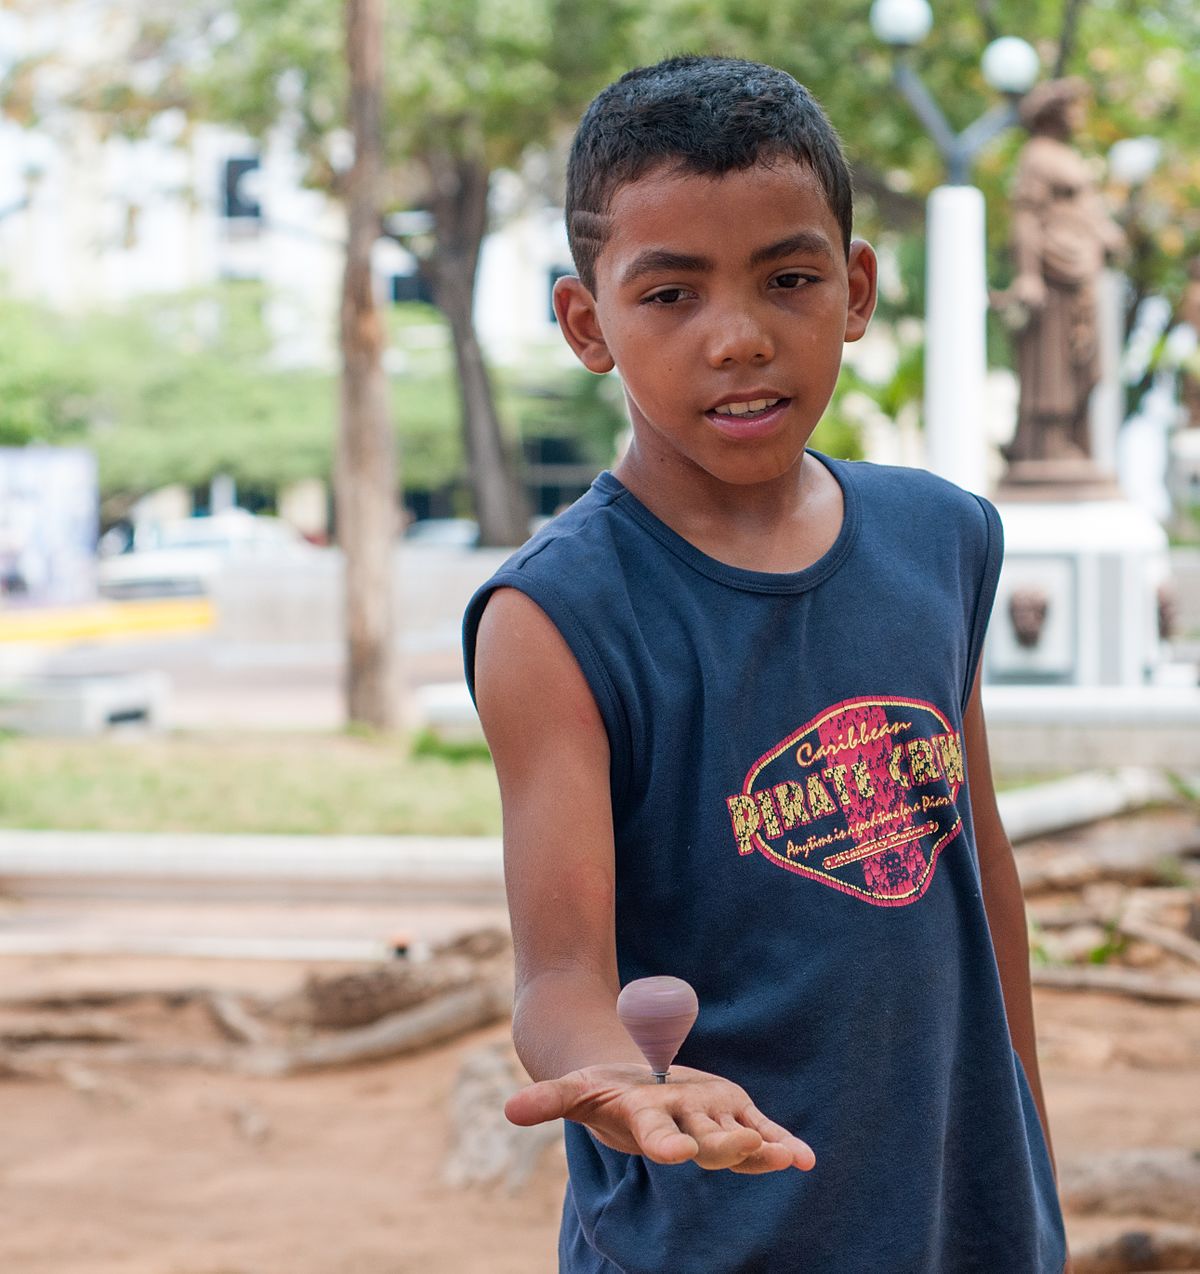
{"left": 403, "top": 517, "right": 480, "bottom": 548}
{"left": 402, "top": 514, "right": 554, "bottom": 548}
{"left": 98, "top": 509, "right": 317, "bottom": 598}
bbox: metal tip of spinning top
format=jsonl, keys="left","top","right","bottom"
{"left": 616, "top": 976, "right": 699, "bottom": 1083}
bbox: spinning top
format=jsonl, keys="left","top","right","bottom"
{"left": 616, "top": 976, "right": 699, "bottom": 1084}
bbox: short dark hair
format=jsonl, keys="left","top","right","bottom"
{"left": 565, "top": 56, "right": 854, "bottom": 294}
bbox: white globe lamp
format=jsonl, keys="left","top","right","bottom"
{"left": 1109, "top": 136, "right": 1162, "bottom": 187}
{"left": 981, "top": 37, "right": 1040, "bottom": 96}
{"left": 869, "top": 0, "right": 933, "bottom": 48}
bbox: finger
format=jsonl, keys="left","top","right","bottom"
{"left": 504, "top": 1073, "right": 587, "bottom": 1127}
{"left": 738, "top": 1109, "right": 816, "bottom": 1171}
{"left": 677, "top": 1112, "right": 762, "bottom": 1170}
{"left": 718, "top": 1114, "right": 793, "bottom": 1173}
{"left": 628, "top": 1104, "right": 698, "bottom": 1165}
{"left": 728, "top": 1141, "right": 799, "bottom": 1174}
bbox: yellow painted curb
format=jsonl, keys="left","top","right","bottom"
{"left": 0, "top": 598, "right": 215, "bottom": 645}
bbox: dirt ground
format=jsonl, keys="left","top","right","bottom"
{"left": 1, "top": 952, "right": 1198, "bottom": 1274}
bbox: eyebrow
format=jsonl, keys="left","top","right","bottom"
{"left": 619, "top": 231, "right": 836, "bottom": 288}
{"left": 748, "top": 231, "right": 836, "bottom": 267}
{"left": 619, "top": 249, "right": 710, "bottom": 288}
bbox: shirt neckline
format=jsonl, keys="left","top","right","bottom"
{"left": 593, "top": 450, "right": 860, "bottom": 596}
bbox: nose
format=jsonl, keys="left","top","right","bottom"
{"left": 705, "top": 308, "right": 775, "bottom": 368}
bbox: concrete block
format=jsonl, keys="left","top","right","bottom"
{"left": 0, "top": 672, "right": 170, "bottom": 736}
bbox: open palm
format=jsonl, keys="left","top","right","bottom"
{"left": 505, "top": 1063, "right": 815, "bottom": 1175}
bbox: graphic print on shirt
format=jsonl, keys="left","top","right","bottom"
{"left": 724, "top": 696, "right": 964, "bottom": 907}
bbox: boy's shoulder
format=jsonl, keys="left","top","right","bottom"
{"left": 462, "top": 475, "right": 633, "bottom": 704}
{"left": 839, "top": 454, "right": 998, "bottom": 531}
{"left": 500, "top": 474, "right": 627, "bottom": 579}
{"left": 836, "top": 454, "right": 989, "bottom": 506}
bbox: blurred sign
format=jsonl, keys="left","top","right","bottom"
{"left": 0, "top": 446, "right": 98, "bottom": 605}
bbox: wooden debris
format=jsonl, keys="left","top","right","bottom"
{"left": 1117, "top": 916, "right": 1200, "bottom": 968}
{"left": 0, "top": 988, "right": 203, "bottom": 1012}
{"left": 1070, "top": 1223, "right": 1200, "bottom": 1274}
{"left": 1034, "top": 924, "right": 1109, "bottom": 965}
{"left": 1032, "top": 965, "right": 1200, "bottom": 1003}
{"left": 434, "top": 927, "right": 511, "bottom": 961}
{"left": 248, "top": 983, "right": 510, "bottom": 1077}
{"left": 442, "top": 1041, "right": 561, "bottom": 1193}
{"left": 0, "top": 1041, "right": 235, "bottom": 1070}
{"left": 206, "top": 991, "right": 271, "bottom": 1046}
{"left": 1029, "top": 902, "right": 1108, "bottom": 930}
{"left": 1060, "top": 1148, "right": 1200, "bottom": 1222}
{"left": 0, "top": 1013, "right": 131, "bottom": 1046}
{"left": 1017, "top": 839, "right": 1196, "bottom": 895}
{"left": 285, "top": 956, "right": 481, "bottom": 1030}
{"left": 0, "top": 1053, "right": 47, "bottom": 1081}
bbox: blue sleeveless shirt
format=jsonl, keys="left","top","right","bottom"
{"left": 463, "top": 454, "right": 1066, "bottom": 1274}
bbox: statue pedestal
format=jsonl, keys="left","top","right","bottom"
{"left": 997, "top": 458, "right": 1121, "bottom": 502}
{"left": 986, "top": 498, "right": 1171, "bottom": 687}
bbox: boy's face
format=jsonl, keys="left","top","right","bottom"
{"left": 555, "top": 159, "right": 877, "bottom": 488}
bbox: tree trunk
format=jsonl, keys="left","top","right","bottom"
{"left": 425, "top": 150, "right": 529, "bottom": 547}
{"left": 337, "top": 0, "right": 399, "bottom": 728}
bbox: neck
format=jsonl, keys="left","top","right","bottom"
{"left": 614, "top": 442, "right": 815, "bottom": 534}
{"left": 613, "top": 441, "right": 843, "bottom": 575}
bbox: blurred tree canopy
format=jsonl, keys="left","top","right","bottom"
{"left": 167, "top": 0, "right": 638, "bottom": 542}
{"left": 0, "top": 0, "right": 1197, "bottom": 507}
{"left": 0, "top": 285, "right": 620, "bottom": 514}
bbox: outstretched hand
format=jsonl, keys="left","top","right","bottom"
{"left": 505, "top": 1063, "right": 815, "bottom": 1175}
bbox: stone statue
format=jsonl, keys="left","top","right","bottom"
{"left": 998, "top": 78, "right": 1126, "bottom": 494}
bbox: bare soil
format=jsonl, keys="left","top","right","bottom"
{"left": 1, "top": 954, "right": 1198, "bottom": 1274}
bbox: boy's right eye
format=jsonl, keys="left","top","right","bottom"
{"left": 642, "top": 288, "right": 691, "bottom": 305}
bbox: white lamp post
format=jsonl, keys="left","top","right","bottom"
{"left": 870, "top": 0, "right": 1039, "bottom": 494}
{"left": 1102, "top": 135, "right": 1164, "bottom": 501}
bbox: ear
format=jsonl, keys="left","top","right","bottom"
{"left": 843, "top": 239, "right": 878, "bottom": 343}
{"left": 553, "top": 276, "right": 615, "bottom": 374}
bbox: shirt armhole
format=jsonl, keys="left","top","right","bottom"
{"left": 962, "top": 495, "right": 1004, "bottom": 715}
{"left": 462, "top": 570, "right": 633, "bottom": 807}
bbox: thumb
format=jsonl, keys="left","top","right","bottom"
{"left": 504, "top": 1071, "right": 588, "bottom": 1127}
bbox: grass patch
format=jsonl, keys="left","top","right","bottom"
{"left": 993, "top": 771, "right": 1074, "bottom": 793}
{"left": 410, "top": 728, "right": 492, "bottom": 764}
{"left": 1166, "top": 770, "right": 1200, "bottom": 807}
{"left": 0, "top": 732, "right": 501, "bottom": 836}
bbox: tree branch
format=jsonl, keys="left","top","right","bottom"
{"left": 975, "top": 0, "right": 1000, "bottom": 46}
{"left": 1054, "top": 0, "right": 1088, "bottom": 77}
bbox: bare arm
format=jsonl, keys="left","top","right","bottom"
{"left": 474, "top": 587, "right": 814, "bottom": 1174}
{"left": 474, "top": 585, "right": 640, "bottom": 1080}
{"left": 963, "top": 665, "right": 1056, "bottom": 1176}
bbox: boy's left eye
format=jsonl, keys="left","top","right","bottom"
{"left": 642, "top": 287, "right": 691, "bottom": 305}
{"left": 771, "top": 273, "right": 815, "bottom": 290}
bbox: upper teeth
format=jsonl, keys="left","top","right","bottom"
{"left": 715, "top": 398, "right": 780, "bottom": 416}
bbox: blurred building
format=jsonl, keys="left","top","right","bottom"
{"left": 0, "top": 1, "right": 575, "bottom": 373}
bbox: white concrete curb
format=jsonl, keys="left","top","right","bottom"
{"left": 0, "top": 766, "right": 1181, "bottom": 899}
{"left": 0, "top": 830, "right": 501, "bottom": 879}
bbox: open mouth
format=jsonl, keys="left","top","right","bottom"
{"left": 704, "top": 396, "right": 792, "bottom": 438}
{"left": 710, "top": 397, "right": 785, "bottom": 420}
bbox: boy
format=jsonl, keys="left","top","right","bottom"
{"left": 464, "top": 56, "right": 1067, "bottom": 1273}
